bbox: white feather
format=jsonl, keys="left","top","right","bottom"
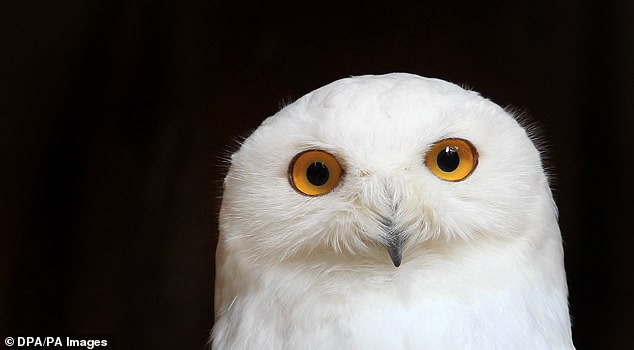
{"left": 212, "top": 73, "right": 574, "bottom": 349}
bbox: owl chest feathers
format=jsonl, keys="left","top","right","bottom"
{"left": 212, "top": 237, "right": 573, "bottom": 350}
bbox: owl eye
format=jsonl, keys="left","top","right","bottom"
{"left": 289, "top": 150, "right": 343, "bottom": 196}
{"left": 425, "top": 138, "right": 478, "bottom": 181}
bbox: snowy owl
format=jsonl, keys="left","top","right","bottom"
{"left": 212, "top": 73, "right": 574, "bottom": 349}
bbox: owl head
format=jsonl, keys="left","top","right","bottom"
{"left": 220, "top": 73, "right": 554, "bottom": 268}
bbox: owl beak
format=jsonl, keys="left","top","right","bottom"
{"left": 378, "top": 214, "right": 403, "bottom": 267}
{"left": 386, "top": 237, "right": 403, "bottom": 267}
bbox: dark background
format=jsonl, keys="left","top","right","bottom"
{"left": 1, "top": 1, "right": 632, "bottom": 349}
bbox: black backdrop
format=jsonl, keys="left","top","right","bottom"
{"left": 1, "top": 1, "right": 632, "bottom": 349}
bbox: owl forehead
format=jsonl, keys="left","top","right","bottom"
{"left": 284, "top": 82, "right": 492, "bottom": 160}
{"left": 244, "top": 75, "right": 522, "bottom": 175}
{"left": 304, "top": 104, "right": 436, "bottom": 162}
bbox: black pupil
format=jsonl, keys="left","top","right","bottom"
{"left": 437, "top": 146, "right": 460, "bottom": 172}
{"left": 306, "top": 162, "right": 329, "bottom": 186}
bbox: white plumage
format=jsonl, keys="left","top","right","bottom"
{"left": 212, "top": 73, "right": 574, "bottom": 349}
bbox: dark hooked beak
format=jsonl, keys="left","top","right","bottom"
{"left": 379, "top": 214, "right": 404, "bottom": 267}
{"left": 386, "top": 236, "right": 403, "bottom": 267}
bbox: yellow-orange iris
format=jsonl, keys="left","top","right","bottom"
{"left": 425, "top": 138, "right": 478, "bottom": 181}
{"left": 288, "top": 150, "right": 343, "bottom": 196}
